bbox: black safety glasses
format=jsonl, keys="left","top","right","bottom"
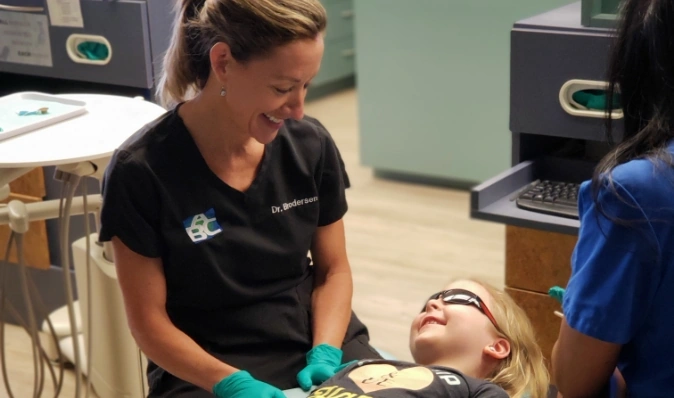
{"left": 421, "top": 288, "right": 500, "bottom": 332}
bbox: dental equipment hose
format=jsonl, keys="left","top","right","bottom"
{"left": 82, "top": 181, "right": 93, "bottom": 398}
{"left": 0, "top": 230, "right": 65, "bottom": 398}
{"left": 27, "top": 267, "right": 66, "bottom": 398}
{"left": 59, "top": 175, "right": 83, "bottom": 398}
{"left": 0, "top": 166, "right": 99, "bottom": 398}
{"left": 16, "top": 231, "right": 43, "bottom": 398}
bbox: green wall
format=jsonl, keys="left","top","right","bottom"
{"left": 355, "top": 0, "right": 576, "bottom": 184}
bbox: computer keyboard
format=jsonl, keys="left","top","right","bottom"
{"left": 515, "top": 180, "right": 580, "bottom": 219}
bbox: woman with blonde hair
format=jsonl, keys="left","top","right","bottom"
{"left": 308, "top": 279, "right": 550, "bottom": 398}
{"left": 98, "top": 0, "right": 381, "bottom": 397}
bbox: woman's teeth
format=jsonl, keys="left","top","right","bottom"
{"left": 264, "top": 113, "right": 282, "bottom": 123}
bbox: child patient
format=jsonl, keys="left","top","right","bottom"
{"left": 309, "top": 279, "right": 549, "bottom": 398}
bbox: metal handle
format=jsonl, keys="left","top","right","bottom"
{"left": 0, "top": 4, "right": 45, "bottom": 12}
{"left": 340, "top": 9, "right": 354, "bottom": 18}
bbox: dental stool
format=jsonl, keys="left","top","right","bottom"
{"left": 283, "top": 348, "right": 396, "bottom": 398}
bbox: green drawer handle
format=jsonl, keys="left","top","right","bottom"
{"left": 559, "top": 79, "right": 623, "bottom": 119}
{"left": 341, "top": 48, "right": 355, "bottom": 58}
{"left": 340, "top": 9, "right": 354, "bottom": 18}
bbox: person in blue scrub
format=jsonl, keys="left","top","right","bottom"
{"left": 97, "top": 0, "right": 381, "bottom": 397}
{"left": 552, "top": 0, "right": 674, "bottom": 397}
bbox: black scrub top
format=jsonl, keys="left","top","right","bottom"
{"left": 98, "top": 105, "right": 364, "bottom": 391}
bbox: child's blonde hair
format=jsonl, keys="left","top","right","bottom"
{"left": 468, "top": 279, "right": 550, "bottom": 398}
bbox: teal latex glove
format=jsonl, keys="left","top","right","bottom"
{"left": 548, "top": 286, "right": 565, "bottom": 304}
{"left": 76, "top": 42, "right": 109, "bottom": 61}
{"left": 212, "top": 370, "right": 285, "bottom": 398}
{"left": 297, "top": 344, "right": 348, "bottom": 391}
{"left": 572, "top": 89, "right": 621, "bottom": 110}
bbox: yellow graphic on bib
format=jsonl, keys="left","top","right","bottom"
{"left": 309, "top": 385, "right": 373, "bottom": 397}
{"left": 308, "top": 364, "right": 435, "bottom": 397}
{"left": 349, "top": 364, "right": 434, "bottom": 393}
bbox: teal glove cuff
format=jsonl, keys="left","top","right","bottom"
{"left": 297, "top": 344, "right": 344, "bottom": 391}
{"left": 213, "top": 371, "right": 251, "bottom": 396}
{"left": 306, "top": 343, "right": 343, "bottom": 366}
{"left": 213, "top": 370, "right": 285, "bottom": 398}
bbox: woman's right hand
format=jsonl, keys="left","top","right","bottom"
{"left": 212, "top": 371, "right": 286, "bottom": 398}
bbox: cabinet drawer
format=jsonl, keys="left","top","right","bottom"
{"left": 314, "top": 36, "right": 355, "bottom": 86}
{"left": 324, "top": 0, "right": 354, "bottom": 42}
{"left": 0, "top": 0, "right": 153, "bottom": 88}
{"left": 470, "top": 156, "right": 595, "bottom": 236}
{"left": 510, "top": 9, "right": 623, "bottom": 142}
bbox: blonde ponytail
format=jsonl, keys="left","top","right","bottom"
{"left": 156, "top": 0, "right": 327, "bottom": 108}
{"left": 156, "top": 0, "right": 208, "bottom": 108}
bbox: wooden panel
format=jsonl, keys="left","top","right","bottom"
{"left": 8, "top": 167, "right": 46, "bottom": 199}
{"left": 505, "top": 225, "right": 576, "bottom": 293}
{"left": 505, "top": 286, "right": 562, "bottom": 372}
{"left": 0, "top": 193, "right": 51, "bottom": 269}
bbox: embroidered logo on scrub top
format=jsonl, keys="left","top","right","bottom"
{"left": 271, "top": 196, "right": 318, "bottom": 214}
{"left": 183, "top": 208, "right": 222, "bottom": 243}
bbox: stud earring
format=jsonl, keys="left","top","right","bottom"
{"left": 220, "top": 86, "right": 227, "bottom": 97}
